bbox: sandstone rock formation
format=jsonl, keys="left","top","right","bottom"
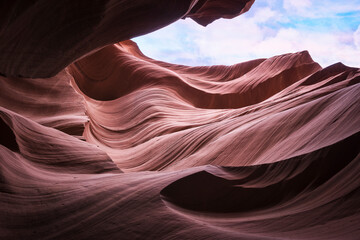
{"left": 0, "top": 0, "right": 359, "bottom": 239}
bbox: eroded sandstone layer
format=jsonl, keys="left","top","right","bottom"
{"left": 0, "top": 0, "right": 359, "bottom": 239}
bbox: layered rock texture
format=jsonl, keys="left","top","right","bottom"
{"left": 0, "top": 0, "right": 359, "bottom": 239}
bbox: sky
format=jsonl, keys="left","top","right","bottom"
{"left": 133, "top": 0, "right": 360, "bottom": 68}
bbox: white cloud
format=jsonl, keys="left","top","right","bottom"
{"left": 283, "top": 0, "right": 312, "bottom": 12}
{"left": 134, "top": 2, "right": 360, "bottom": 68}
{"left": 282, "top": 0, "right": 360, "bottom": 19}
{"left": 252, "top": 7, "right": 277, "bottom": 23}
{"left": 185, "top": 17, "right": 360, "bottom": 67}
{"left": 253, "top": 28, "right": 360, "bottom": 67}
{"left": 354, "top": 25, "right": 360, "bottom": 49}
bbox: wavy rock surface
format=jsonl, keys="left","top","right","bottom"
{"left": 1, "top": 0, "right": 360, "bottom": 239}
{"left": 0, "top": 108, "right": 359, "bottom": 239}
{"left": 0, "top": 70, "right": 87, "bottom": 137}
{"left": 69, "top": 41, "right": 359, "bottom": 173}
